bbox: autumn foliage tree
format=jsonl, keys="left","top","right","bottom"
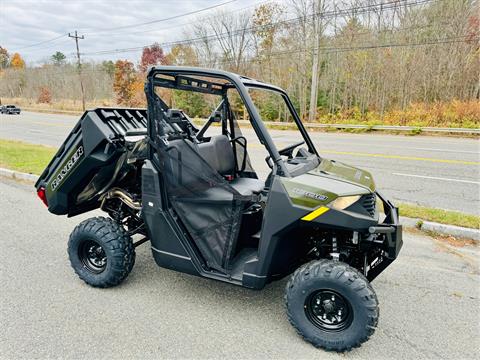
{"left": 166, "top": 44, "right": 198, "bottom": 66}
{"left": 130, "top": 77, "right": 146, "bottom": 107}
{"left": 37, "top": 86, "right": 52, "bottom": 104}
{"left": 139, "top": 43, "right": 168, "bottom": 72}
{"left": 113, "top": 60, "right": 137, "bottom": 105}
{"left": 10, "top": 53, "right": 25, "bottom": 69}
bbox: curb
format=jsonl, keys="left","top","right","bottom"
{"left": 0, "top": 168, "right": 39, "bottom": 183}
{"left": 421, "top": 221, "right": 480, "bottom": 241}
{"left": 0, "top": 167, "right": 478, "bottom": 241}
{"left": 400, "top": 215, "right": 480, "bottom": 241}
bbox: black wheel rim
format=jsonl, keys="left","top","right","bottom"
{"left": 79, "top": 239, "right": 107, "bottom": 274}
{"left": 305, "top": 290, "right": 353, "bottom": 331}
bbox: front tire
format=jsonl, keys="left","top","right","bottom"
{"left": 285, "top": 260, "right": 379, "bottom": 352}
{"left": 68, "top": 217, "right": 135, "bottom": 288}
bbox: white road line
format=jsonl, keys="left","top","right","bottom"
{"left": 393, "top": 172, "right": 480, "bottom": 185}
{"left": 411, "top": 147, "right": 479, "bottom": 154}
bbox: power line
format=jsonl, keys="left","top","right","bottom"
{"left": 83, "top": 0, "right": 238, "bottom": 35}
{"left": 9, "top": 0, "right": 238, "bottom": 54}
{"left": 18, "top": 39, "right": 72, "bottom": 54}
{"left": 207, "top": 35, "right": 478, "bottom": 67}
{"left": 79, "top": 0, "right": 436, "bottom": 57}
{"left": 43, "top": 8, "right": 453, "bottom": 61}
{"left": 85, "top": 0, "right": 273, "bottom": 39}
{"left": 20, "top": 35, "right": 476, "bottom": 75}
{"left": 17, "top": 35, "right": 476, "bottom": 75}
{"left": 13, "top": 0, "right": 432, "bottom": 57}
{"left": 13, "top": 34, "right": 68, "bottom": 51}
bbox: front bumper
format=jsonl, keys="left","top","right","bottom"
{"left": 300, "top": 190, "right": 403, "bottom": 281}
{"left": 363, "top": 191, "right": 403, "bottom": 280}
{"left": 372, "top": 191, "right": 403, "bottom": 259}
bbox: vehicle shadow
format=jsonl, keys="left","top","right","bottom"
{"left": 130, "top": 245, "right": 288, "bottom": 307}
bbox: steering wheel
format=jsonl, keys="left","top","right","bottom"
{"left": 278, "top": 141, "right": 305, "bottom": 158}
{"left": 265, "top": 140, "right": 306, "bottom": 169}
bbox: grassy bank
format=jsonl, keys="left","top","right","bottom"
{"left": 398, "top": 202, "right": 479, "bottom": 230}
{"left": 0, "top": 139, "right": 56, "bottom": 175}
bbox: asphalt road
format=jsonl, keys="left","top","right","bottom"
{"left": 0, "top": 178, "right": 479, "bottom": 359}
{"left": 0, "top": 111, "right": 479, "bottom": 214}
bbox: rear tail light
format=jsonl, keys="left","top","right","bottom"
{"left": 37, "top": 187, "right": 48, "bottom": 207}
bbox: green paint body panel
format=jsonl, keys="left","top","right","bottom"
{"left": 281, "top": 158, "right": 375, "bottom": 209}
{"left": 46, "top": 141, "right": 84, "bottom": 199}
{"left": 311, "top": 159, "right": 375, "bottom": 191}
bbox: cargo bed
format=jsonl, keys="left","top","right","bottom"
{"left": 35, "top": 108, "right": 148, "bottom": 216}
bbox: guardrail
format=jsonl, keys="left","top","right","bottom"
{"left": 235, "top": 120, "right": 480, "bottom": 134}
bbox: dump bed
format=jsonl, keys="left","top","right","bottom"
{"left": 35, "top": 108, "right": 148, "bottom": 216}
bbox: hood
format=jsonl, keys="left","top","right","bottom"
{"left": 309, "top": 158, "right": 375, "bottom": 191}
{"left": 280, "top": 159, "right": 375, "bottom": 209}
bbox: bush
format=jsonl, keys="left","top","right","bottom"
{"left": 313, "top": 100, "right": 480, "bottom": 128}
{"left": 37, "top": 86, "right": 52, "bottom": 104}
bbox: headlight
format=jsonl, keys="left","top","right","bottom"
{"left": 329, "top": 195, "right": 361, "bottom": 210}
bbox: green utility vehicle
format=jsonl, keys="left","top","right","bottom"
{"left": 35, "top": 66, "right": 402, "bottom": 351}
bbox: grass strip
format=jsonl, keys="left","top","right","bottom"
{"left": 398, "top": 202, "right": 479, "bottom": 230}
{"left": 0, "top": 139, "right": 56, "bottom": 175}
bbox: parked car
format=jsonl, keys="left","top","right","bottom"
{"left": 2, "top": 105, "right": 21, "bottom": 114}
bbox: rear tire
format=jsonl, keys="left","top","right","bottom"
{"left": 285, "top": 260, "right": 379, "bottom": 352}
{"left": 68, "top": 217, "right": 135, "bottom": 288}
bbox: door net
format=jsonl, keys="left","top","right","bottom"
{"left": 157, "top": 136, "right": 253, "bottom": 272}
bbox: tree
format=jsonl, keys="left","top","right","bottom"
{"left": 252, "top": 3, "right": 284, "bottom": 81}
{"left": 204, "top": 10, "right": 252, "bottom": 72}
{"left": 10, "top": 53, "right": 25, "bottom": 69}
{"left": 166, "top": 44, "right": 198, "bottom": 66}
{"left": 0, "top": 46, "right": 9, "bottom": 69}
{"left": 51, "top": 51, "right": 66, "bottom": 65}
{"left": 101, "top": 60, "right": 115, "bottom": 77}
{"left": 139, "top": 43, "right": 168, "bottom": 72}
{"left": 172, "top": 90, "right": 208, "bottom": 117}
{"left": 113, "top": 60, "right": 137, "bottom": 105}
{"left": 37, "top": 86, "right": 52, "bottom": 104}
{"left": 130, "top": 75, "right": 147, "bottom": 107}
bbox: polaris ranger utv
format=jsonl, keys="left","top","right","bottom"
{"left": 35, "top": 66, "right": 402, "bottom": 351}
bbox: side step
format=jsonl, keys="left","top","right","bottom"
{"left": 230, "top": 248, "right": 258, "bottom": 281}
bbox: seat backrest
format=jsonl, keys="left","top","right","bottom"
{"left": 164, "top": 139, "right": 202, "bottom": 187}
{"left": 198, "top": 135, "right": 235, "bottom": 175}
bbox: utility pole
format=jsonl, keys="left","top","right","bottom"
{"left": 308, "top": 41, "right": 320, "bottom": 122}
{"left": 308, "top": 2, "right": 322, "bottom": 123}
{"left": 69, "top": 31, "right": 86, "bottom": 111}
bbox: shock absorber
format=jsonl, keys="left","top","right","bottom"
{"left": 330, "top": 236, "right": 339, "bottom": 261}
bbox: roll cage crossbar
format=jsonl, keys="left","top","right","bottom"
{"left": 145, "top": 66, "right": 319, "bottom": 177}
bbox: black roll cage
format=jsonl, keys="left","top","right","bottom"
{"left": 145, "top": 66, "right": 319, "bottom": 177}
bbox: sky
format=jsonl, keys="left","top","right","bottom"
{"left": 0, "top": 0, "right": 265, "bottom": 65}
